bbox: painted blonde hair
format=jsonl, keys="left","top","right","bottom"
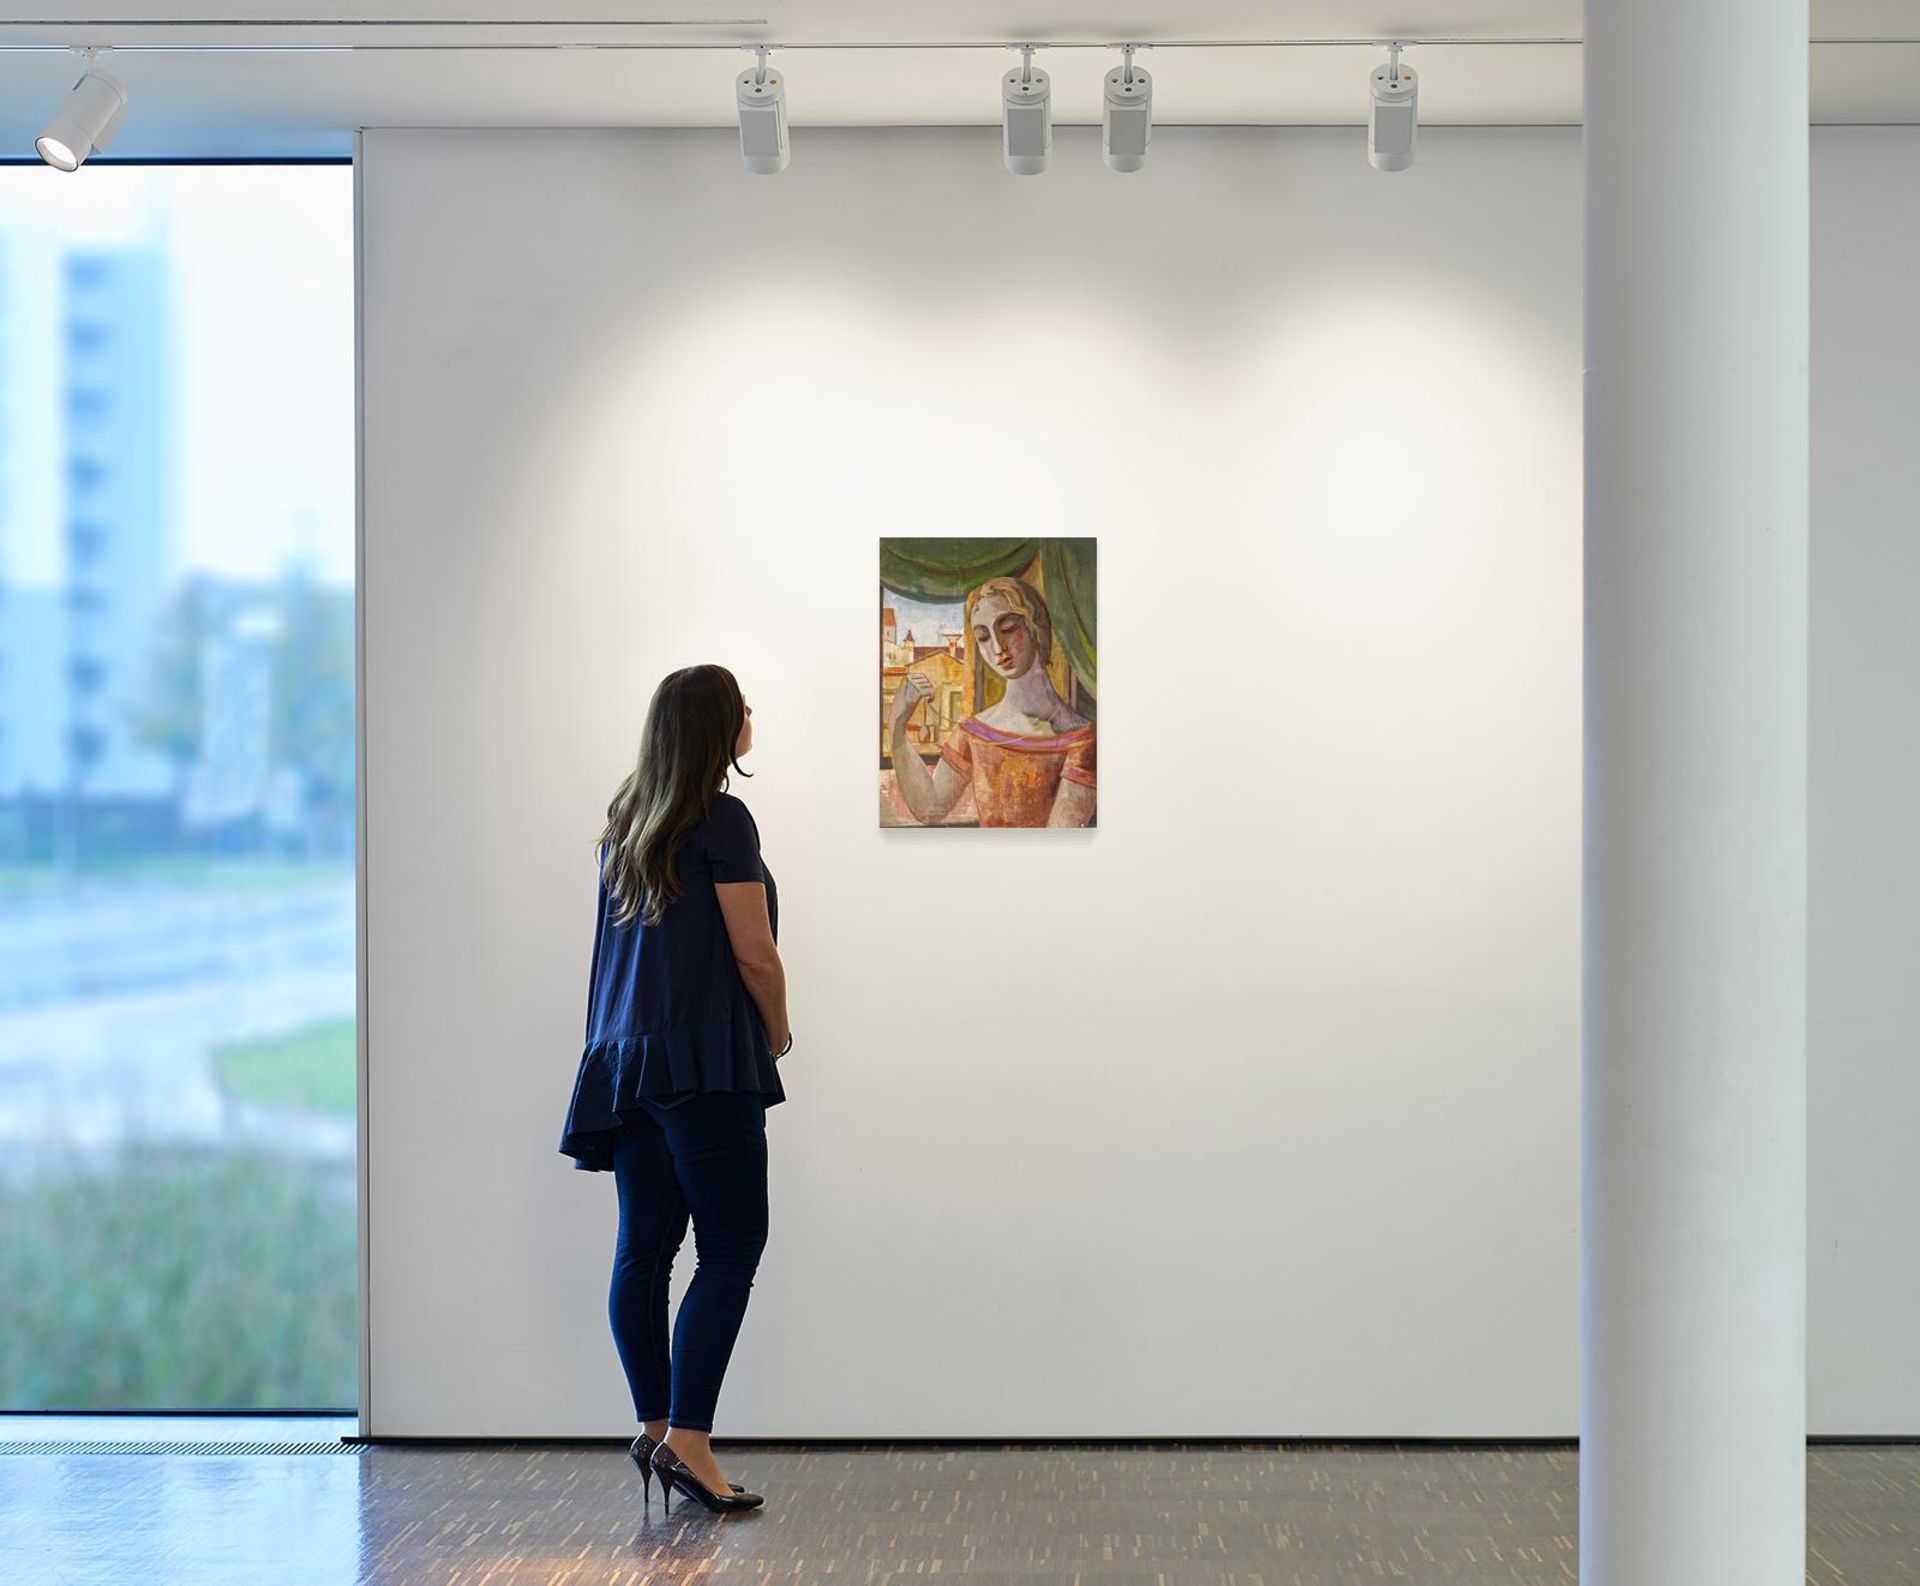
{"left": 965, "top": 576, "right": 1053, "bottom": 666}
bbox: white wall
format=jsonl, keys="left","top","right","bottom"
{"left": 359, "top": 125, "right": 1918, "bottom": 1438}
{"left": 1809, "top": 129, "right": 1920, "bottom": 1435}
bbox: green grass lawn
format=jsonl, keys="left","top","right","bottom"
{"left": 0, "top": 1147, "right": 358, "bottom": 1409}
{"left": 212, "top": 1019, "right": 358, "bottom": 1117}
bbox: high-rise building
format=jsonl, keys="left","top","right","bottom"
{"left": 0, "top": 227, "right": 68, "bottom": 802}
{"left": 61, "top": 244, "right": 174, "bottom": 801}
{"left": 0, "top": 228, "right": 176, "bottom": 860}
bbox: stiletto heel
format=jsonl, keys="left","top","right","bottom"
{"left": 628, "top": 1435, "right": 655, "bottom": 1502}
{"left": 631, "top": 1430, "right": 743, "bottom": 1503}
{"left": 648, "top": 1443, "right": 765, "bottom": 1513}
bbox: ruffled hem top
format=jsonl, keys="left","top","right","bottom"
{"left": 559, "top": 792, "right": 786, "bottom": 1172}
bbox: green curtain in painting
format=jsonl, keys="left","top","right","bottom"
{"left": 879, "top": 537, "right": 1097, "bottom": 695}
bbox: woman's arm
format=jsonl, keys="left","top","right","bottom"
{"left": 1046, "top": 778, "right": 1096, "bottom": 828}
{"left": 890, "top": 677, "right": 967, "bottom": 823}
{"left": 716, "top": 881, "right": 790, "bottom": 1055}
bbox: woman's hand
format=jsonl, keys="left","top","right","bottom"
{"left": 768, "top": 1028, "right": 792, "bottom": 1061}
{"left": 891, "top": 672, "right": 934, "bottom": 730}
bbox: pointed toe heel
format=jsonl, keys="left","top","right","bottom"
{"left": 648, "top": 1444, "right": 765, "bottom": 1514}
{"left": 632, "top": 1431, "right": 743, "bottom": 1504}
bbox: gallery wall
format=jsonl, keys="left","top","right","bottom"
{"left": 358, "top": 125, "right": 1918, "bottom": 1437}
{"left": 1807, "top": 129, "right": 1920, "bottom": 1434}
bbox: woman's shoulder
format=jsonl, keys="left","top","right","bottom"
{"left": 700, "top": 790, "right": 762, "bottom": 852}
{"left": 706, "top": 790, "right": 758, "bottom": 827}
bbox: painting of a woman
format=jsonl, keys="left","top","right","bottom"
{"left": 888, "top": 575, "right": 1096, "bottom": 828}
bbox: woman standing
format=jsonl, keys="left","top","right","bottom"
{"left": 559, "top": 663, "right": 790, "bottom": 1515}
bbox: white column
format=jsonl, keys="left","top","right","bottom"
{"left": 1582, "top": 3, "right": 1808, "bottom": 1585}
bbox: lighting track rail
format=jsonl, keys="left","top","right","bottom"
{"left": 2, "top": 30, "right": 1920, "bottom": 56}
{"left": 12, "top": 25, "right": 1917, "bottom": 171}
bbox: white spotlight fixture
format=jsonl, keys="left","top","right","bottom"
{"left": 1002, "top": 45, "right": 1050, "bottom": 175}
{"left": 1368, "top": 42, "right": 1417, "bottom": 173}
{"left": 735, "top": 44, "right": 789, "bottom": 174}
{"left": 1102, "top": 44, "right": 1152, "bottom": 173}
{"left": 37, "top": 52, "right": 127, "bottom": 172}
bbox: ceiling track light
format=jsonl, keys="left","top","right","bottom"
{"left": 1103, "top": 43, "right": 1152, "bottom": 172}
{"left": 1368, "top": 40, "right": 1418, "bottom": 172}
{"left": 735, "top": 43, "right": 788, "bottom": 174}
{"left": 37, "top": 48, "right": 127, "bottom": 172}
{"left": 1002, "top": 43, "right": 1050, "bottom": 176}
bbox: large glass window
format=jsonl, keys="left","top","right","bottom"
{"left": 0, "top": 165, "right": 356, "bottom": 1409}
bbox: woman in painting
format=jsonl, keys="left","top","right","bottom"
{"left": 889, "top": 575, "right": 1096, "bottom": 827}
{"left": 558, "top": 663, "right": 787, "bottom": 1515}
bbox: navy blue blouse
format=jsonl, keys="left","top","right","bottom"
{"left": 559, "top": 792, "right": 786, "bottom": 1171}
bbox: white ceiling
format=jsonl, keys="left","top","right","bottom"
{"left": 1, "top": 2, "right": 1917, "bottom": 158}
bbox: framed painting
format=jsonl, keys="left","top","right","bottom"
{"left": 879, "top": 537, "right": 1097, "bottom": 828}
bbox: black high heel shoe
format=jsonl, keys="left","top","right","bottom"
{"left": 629, "top": 1433, "right": 744, "bottom": 1502}
{"left": 649, "top": 1441, "right": 765, "bottom": 1513}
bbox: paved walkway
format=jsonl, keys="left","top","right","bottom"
{"left": 0, "top": 880, "right": 356, "bottom": 1163}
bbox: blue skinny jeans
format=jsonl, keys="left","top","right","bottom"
{"left": 609, "top": 1090, "right": 770, "bottom": 1434}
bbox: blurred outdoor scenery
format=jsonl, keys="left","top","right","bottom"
{"left": 0, "top": 164, "right": 356, "bottom": 1408}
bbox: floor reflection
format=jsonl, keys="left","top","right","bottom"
{"left": 0, "top": 1440, "right": 1914, "bottom": 1586}
{"left": 0, "top": 1449, "right": 363, "bottom": 1586}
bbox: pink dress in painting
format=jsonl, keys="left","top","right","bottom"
{"left": 938, "top": 718, "right": 1097, "bottom": 828}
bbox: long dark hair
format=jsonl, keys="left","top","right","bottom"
{"left": 598, "top": 664, "right": 750, "bottom": 927}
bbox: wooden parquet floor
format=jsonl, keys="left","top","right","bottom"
{"left": 2, "top": 1440, "right": 1914, "bottom": 1585}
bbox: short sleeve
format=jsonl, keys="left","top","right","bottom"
{"left": 939, "top": 729, "right": 974, "bottom": 776}
{"left": 700, "top": 796, "right": 764, "bottom": 885}
{"left": 1062, "top": 731, "right": 1096, "bottom": 788}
